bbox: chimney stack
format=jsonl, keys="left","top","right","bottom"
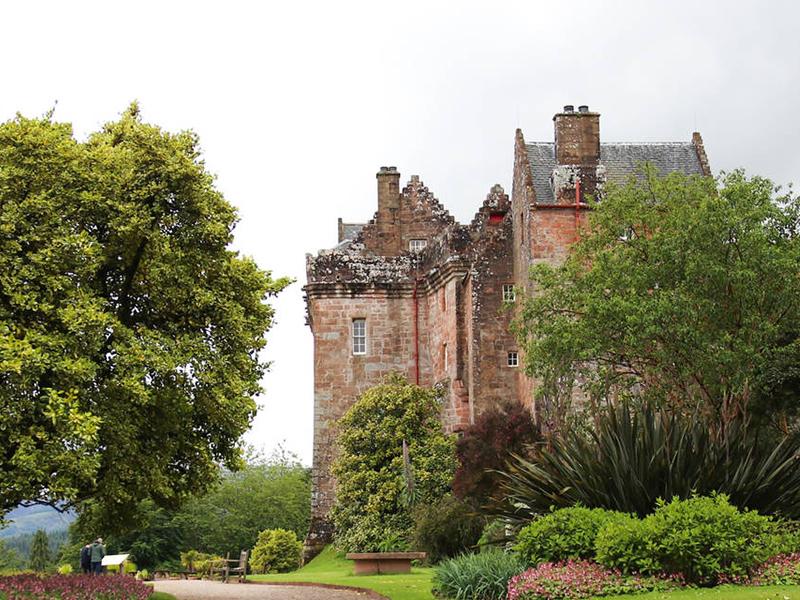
{"left": 554, "top": 105, "right": 600, "bottom": 166}
{"left": 377, "top": 165, "right": 400, "bottom": 216}
{"left": 375, "top": 166, "right": 401, "bottom": 253}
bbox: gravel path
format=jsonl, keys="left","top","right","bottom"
{"left": 152, "top": 579, "right": 377, "bottom": 600}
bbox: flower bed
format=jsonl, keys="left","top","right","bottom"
{"left": 507, "top": 560, "right": 677, "bottom": 600}
{"left": 0, "top": 574, "right": 152, "bottom": 600}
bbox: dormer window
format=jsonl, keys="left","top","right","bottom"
{"left": 409, "top": 239, "right": 428, "bottom": 252}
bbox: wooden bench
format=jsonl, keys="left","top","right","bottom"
{"left": 345, "top": 552, "right": 426, "bottom": 575}
{"left": 210, "top": 550, "right": 248, "bottom": 583}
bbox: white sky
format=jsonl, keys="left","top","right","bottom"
{"left": 2, "top": 1, "right": 799, "bottom": 466}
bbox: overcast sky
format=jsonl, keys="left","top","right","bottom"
{"left": 3, "top": 1, "right": 799, "bottom": 465}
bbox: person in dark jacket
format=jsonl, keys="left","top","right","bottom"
{"left": 80, "top": 543, "right": 92, "bottom": 574}
{"left": 90, "top": 538, "right": 105, "bottom": 575}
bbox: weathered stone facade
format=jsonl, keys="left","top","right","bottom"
{"left": 303, "top": 106, "right": 712, "bottom": 559}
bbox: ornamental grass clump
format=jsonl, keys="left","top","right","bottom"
{"left": 0, "top": 573, "right": 152, "bottom": 600}
{"left": 433, "top": 549, "right": 525, "bottom": 600}
{"left": 507, "top": 560, "right": 671, "bottom": 600}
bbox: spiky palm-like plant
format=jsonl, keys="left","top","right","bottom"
{"left": 496, "top": 403, "right": 800, "bottom": 523}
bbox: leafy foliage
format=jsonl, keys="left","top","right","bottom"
{"left": 514, "top": 168, "right": 800, "bottom": 428}
{"left": 412, "top": 495, "right": 485, "bottom": 563}
{"left": 27, "top": 531, "right": 50, "bottom": 573}
{"left": 69, "top": 453, "right": 310, "bottom": 569}
{"left": 595, "top": 495, "right": 779, "bottom": 584}
{"left": 497, "top": 402, "right": 800, "bottom": 522}
{"left": 432, "top": 549, "right": 525, "bottom": 600}
{"left": 173, "top": 454, "right": 310, "bottom": 558}
{"left": 0, "top": 106, "right": 291, "bottom": 526}
{"left": 331, "top": 375, "right": 456, "bottom": 552}
{"left": 453, "top": 401, "right": 539, "bottom": 506}
{"left": 249, "top": 528, "right": 302, "bottom": 574}
{"left": 0, "top": 540, "right": 22, "bottom": 573}
{"left": 515, "top": 507, "right": 628, "bottom": 567}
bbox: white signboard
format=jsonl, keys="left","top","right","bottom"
{"left": 101, "top": 554, "right": 130, "bottom": 567}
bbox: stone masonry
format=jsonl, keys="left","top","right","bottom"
{"left": 303, "top": 105, "right": 712, "bottom": 559}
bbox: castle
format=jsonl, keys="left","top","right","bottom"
{"left": 303, "top": 106, "right": 711, "bottom": 556}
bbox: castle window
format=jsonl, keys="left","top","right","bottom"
{"left": 502, "top": 284, "right": 516, "bottom": 303}
{"left": 507, "top": 351, "right": 519, "bottom": 367}
{"left": 352, "top": 319, "right": 366, "bottom": 355}
{"left": 409, "top": 239, "right": 427, "bottom": 252}
{"left": 443, "top": 342, "right": 448, "bottom": 369}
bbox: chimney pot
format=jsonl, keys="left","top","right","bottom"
{"left": 563, "top": 105, "right": 575, "bottom": 113}
{"left": 578, "top": 105, "right": 589, "bottom": 113}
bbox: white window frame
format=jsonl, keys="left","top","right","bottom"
{"left": 507, "top": 351, "right": 519, "bottom": 367}
{"left": 352, "top": 319, "right": 366, "bottom": 355}
{"left": 502, "top": 284, "right": 516, "bottom": 303}
{"left": 409, "top": 239, "right": 428, "bottom": 252}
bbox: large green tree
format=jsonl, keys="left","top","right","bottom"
{"left": 515, "top": 169, "right": 800, "bottom": 430}
{"left": 0, "top": 105, "right": 290, "bottom": 527}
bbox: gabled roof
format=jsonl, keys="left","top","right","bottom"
{"left": 525, "top": 142, "right": 705, "bottom": 204}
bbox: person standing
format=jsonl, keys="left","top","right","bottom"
{"left": 80, "top": 543, "right": 92, "bottom": 574}
{"left": 90, "top": 538, "right": 105, "bottom": 575}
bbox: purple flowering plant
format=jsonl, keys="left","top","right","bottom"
{"left": 507, "top": 560, "right": 679, "bottom": 600}
{"left": 0, "top": 574, "right": 153, "bottom": 600}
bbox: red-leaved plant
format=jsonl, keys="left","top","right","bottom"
{"left": 0, "top": 574, "right": 152, "bottom": 600}
{"left": 507, "top": 560, "right": 678, "bottom": 600}
{"left": 454, "top": 401, "right": 539, "bottom": 505}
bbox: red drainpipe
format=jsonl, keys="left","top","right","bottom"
{"left": 575, "top": 178, "right": 581, "bottom": 242}
{"left": 413, "top": 279, "right": 420, "bottom": 385}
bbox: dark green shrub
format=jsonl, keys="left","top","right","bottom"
{"left": 593, "top": 515, "right": 659, "bottom": 575}
{"left": 595, "top": 494, "right": 780, "bottom": 584}
{"left": 497, "top": 402, "right": 800, "bottom": 523}
{"left": 412, "top": 495, "right": 484, "bottom": 563}
{"left": 433, "top": 549, "right": 525, "bottom": 600}
{"left": 515, "top": 506, "right": 629, "bottom": 566}
{"left": 249, "top": 529, "right": 302, "bottom": 574}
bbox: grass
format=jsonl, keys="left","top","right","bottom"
{"left": 150, "top": 593, "right": 177, "bottom": 600}
{"left": 249, "top": 545, "right": 435, "bottom": 600}
{"left": 598, "top": 585, "right": 800, "bottom": 599}
{"left": 250, "top": 548, "right": 800, "bottom": 600}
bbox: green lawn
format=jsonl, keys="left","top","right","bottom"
{"left": 249, "top": 546, "right": 435, "bottom": 600}
{"left": 250, "top": 549, "right": 800, "bottom": 600}
{"left": 599, "top": 585, "right": 800, "bottom": 599}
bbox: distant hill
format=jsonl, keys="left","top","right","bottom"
{"left": 0, "top": 505, "right": 75, "bottom": 538}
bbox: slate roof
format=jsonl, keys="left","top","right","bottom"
{"left": 525, "top": 142, "right": 704, "bottom": 204}
{"left": 340, "top": 222, "right": 364, "bottom": 241}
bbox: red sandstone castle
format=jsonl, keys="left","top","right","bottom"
{"left": 303, "top": 106, "right": 711, "bottom": 554}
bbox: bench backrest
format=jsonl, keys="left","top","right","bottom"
{"left": 238, "top": 550, "right": 248, "bottom": 568}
